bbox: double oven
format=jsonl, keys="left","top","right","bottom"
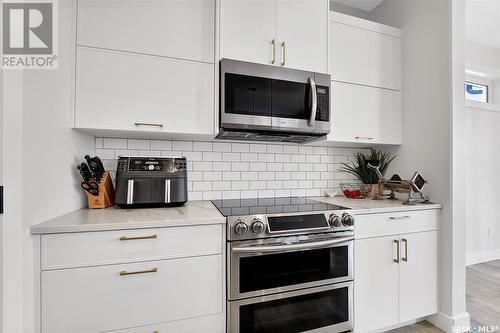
{"left": 213, "top": 197, "right": 354, "bottom": 333}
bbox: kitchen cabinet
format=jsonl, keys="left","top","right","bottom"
{"left": 354, "top": 210, "right": 438, "bottom": 333}
{"left": 219, "top": 0, "right": 328, "bottom": 73}
{"left": 74, "top": 0, "right": 216, "bottom": 137}
{"left": 328, "top": 81, "right": 401, "bottom": 144}
{"left": 75, "top": 47, "right": 214, "bottom": 135}
{"left": 77, "top": 0, "right": 215, "bottom": 63}
{"left": 37, "top": 224, "right": 225, "bottom": 333}
{"left": 327, "top": 12, "right": 402, "bottom": 145}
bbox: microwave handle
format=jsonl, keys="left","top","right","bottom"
{"left": 308, "top": 77, "right": 317, "bottom": 126}
{"left": 232, "top": 236, "right": 354, "bottom": 254}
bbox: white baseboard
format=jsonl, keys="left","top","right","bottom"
{"left": 428, "top": 312, "right": 470, "bottom": 333}
{"left": 466, "top": 249, "right": 500, "bottom": 266}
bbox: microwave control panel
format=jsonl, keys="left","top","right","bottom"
{"left": 316, "top": 86, "right": 329, "bottom": 121}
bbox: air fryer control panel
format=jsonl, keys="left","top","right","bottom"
{"left": 117, "top": 157, "right": 186, "bottom": 172}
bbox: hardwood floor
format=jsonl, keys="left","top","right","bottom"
{"left": 388, "top": 259, "right": 500, "bottom": 332}
{"left": 388, "top": 321, "right": 443, "bottom": 333}
{"left": 466, "top": 259, "right": 500, "bottom": 326}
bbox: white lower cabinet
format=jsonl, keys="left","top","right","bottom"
{"left": 39, "top": 225, "right": 224, "bottom": 333}
{"left": 354, "top": 210, "right": 438, "bottom": 333}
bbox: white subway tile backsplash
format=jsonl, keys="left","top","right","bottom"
{"left": 128, "top": 139, "right": 150, "bottom": 150}
{"left": 193, "top": 141, "right": 212, "bottom": 151}
{"left": 95, "top": 138, "right": 366, "bottom": 200}
{"left": 151, "top": 140, "right": 172, "bottom": 150}
{"left": 223, "top": 152, "right": 240, "bottom": 162}
{"left": 173, "top": 141, "right": 193, "bottom": 151}
{"left": 103, "top": 138, "right": 127, "bottom": 149}
{"left": 249, "top": 144, "right": 267, "bottom": 153}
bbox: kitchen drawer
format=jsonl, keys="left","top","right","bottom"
{"left": 110, "top": 313, "right": 224, "bottom": 333}
{"left": 41, "top": 224, "right": 222, "bottom": 270}
{"left": 354, "top": 210, "right": 438, "bottom": 239}
{"left": 41, "top": 255, "right": 223, "bottom": 333}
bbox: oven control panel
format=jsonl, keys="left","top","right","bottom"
{"left": 227, "top": 211, "right": 354, "bottom": 241}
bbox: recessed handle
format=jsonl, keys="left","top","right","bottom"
{"left": 119, "top": 234, "right": 157, "bottom": 241}
{"left": 134, "top": 122, "right": 163, "bottom": 128}
{"left": 119, "top": 268, "right": 158, "bottom": 276}
{"left": 401, "top": 238, "right": 408, "bottom": 262}
{"left": 393, "top": 239, "right": 400, "bottom": 263}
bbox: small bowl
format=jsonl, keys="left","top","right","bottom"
{"left": 340, "top": 183, "right": 366, "bottom": 199}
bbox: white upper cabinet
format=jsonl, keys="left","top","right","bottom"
{"left": 327, "top": 12, "right": 402, "bottom": 145}
{"left": 77, "top": 0, "right": 215, "bottom": 63}
{"left": 219, "top": 0, "right": 276, "bottom": 66}
{"left": 219, "top": 0, "right": 328, "bottom": 72}
{"left": 75, "top": 47, "right": 214, "bottom": 135}
{"left": 74, "top": 0, "right": 216, "bottom": 136}
{"left": 276, "top": 0, "right": 328, "bottom": 72}
{"left": 330, "top": 12, "right": 401, "bottom": 90}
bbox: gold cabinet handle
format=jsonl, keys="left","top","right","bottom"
{"left": 271, "top": 39, "right": 276, "bottom": 64}
{"left": 134, "top": 122, "right": 163, "bottom": 128}
{"left": 281, "top": 41, "right": 286, "bottom": 66}
{"left": 402, "top": 238, "right": 408, "bottom": 262}
{"left": 119, "top": 234, "right": 157, "bottom": 241}
{"left": 389, "top": 216, "right": 411, "bottom": 220}
{"left": 120, "top": 268, "right": 158, "bottom": 276}
{"left": 393, "top": 239, "right": 400, "bottom": 263}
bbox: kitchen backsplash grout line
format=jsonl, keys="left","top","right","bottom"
{"left": 94, "top": 137, "right": 368, "bottom": 201}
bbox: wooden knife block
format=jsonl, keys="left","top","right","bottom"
{"left": 85, "top": 171, "right": 115, "bottom": 209}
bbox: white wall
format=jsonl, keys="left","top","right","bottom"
{"left": 370, "top": 0, "right": 468, "bottom": 331}
{"left": 1, "top": 0, "right": 94, "bottom": 331}
{"left": 464, "top": 39, "right": 500, "bottom": 264}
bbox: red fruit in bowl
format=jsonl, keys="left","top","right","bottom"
{"left": 352, "top": 190, "right": 362, "bottom": 197}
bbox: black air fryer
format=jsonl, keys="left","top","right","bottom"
{"left": 115, "top": 156, "right": 188, "bottom": 208}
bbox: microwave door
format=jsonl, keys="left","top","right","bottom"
{"left": 271, "top": 78, "right": 315, "bottom": 133}
{"left": 221, "top": 73, "right": 272, "bottom": 130}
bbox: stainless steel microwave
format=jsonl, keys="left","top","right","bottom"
{"left": 217, "top": 59, "right": 331, "bottom": 143}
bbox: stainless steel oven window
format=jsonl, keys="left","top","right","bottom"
{"left": 228, "top": 233, "right": 354, "bottom": 300}
{"left": 228, "top": 282, "right": 353, "bottom": 333}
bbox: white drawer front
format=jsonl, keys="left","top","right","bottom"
{"left": 110, "top": 313, "right": 224, "bottom": 333}
{"left": 354, "top": 210, "right": 438, "bottom": 239}
{"left": 42, "top": 225, "right": 222, "bottom": 270}
{"left": 42, "top": 255, "right": 223, "bottom": 333}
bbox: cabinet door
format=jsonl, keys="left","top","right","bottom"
{"left": 399, "top": 231, "right": 438, "bottom": 322}
{"left": 276, "top": 0, "right": 328, "bottom": 72}
{"left": 354, "top": 236, "right": 399, "bottom": 333}
{"left": 77, "top": 0, "right": 215, "bottom": 63}
{"left": 331, "top": 21, "right": 401, "bottom": 90}
{"left": 327, "top": 81, "right": 401, "bottom": 145}
{"left": 219, "top": 0, "right": 276, "bottom": 65}
{"left": 42, "top": 255, "right": 223, "bottom": 333}
{"left": 75, "top": 47, "right": 214, "bottom": 135}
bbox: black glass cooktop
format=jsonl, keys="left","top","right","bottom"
{"left": 211, "top": 197, "right": 349, "bottom": 217}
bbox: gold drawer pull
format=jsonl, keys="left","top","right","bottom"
{"left": 119, "top": 234, "right": 157, "bottom": 241}
{"left": 134, "top": 122, "right": 163, "bottom": 128}
{"left": 153, "top": 331, "right": 159, "bottom": 333}
{"left": 355, "top": 136, "right": 374, "bottom": 140}
{"left": 120, "top": 268, "right": 158, "bottom": 276}
{"left": 389, "top": 216, "right": 411, "bottom": 220}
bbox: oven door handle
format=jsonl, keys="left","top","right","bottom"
{"left": 308, "top": 77, "right": 317, "bottom": 126}
{"left": 232, "top": 236, "right": 354, "bottom": 254}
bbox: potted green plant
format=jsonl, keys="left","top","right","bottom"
{"left": 340, "top": 148, "right": 396, "bottom": 198}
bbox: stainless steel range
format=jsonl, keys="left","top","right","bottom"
{"left": 211, "top": 197, "right": 355, "bottom": 333}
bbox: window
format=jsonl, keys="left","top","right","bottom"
{"left": 465, "top": 81, "right": 489, "bottom": 103}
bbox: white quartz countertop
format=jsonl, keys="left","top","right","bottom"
{"left": 30, "top": 201, "right": 225, "bottom": 235}
{"left": 311, "top": 196, "right": 441, "bottom": 214}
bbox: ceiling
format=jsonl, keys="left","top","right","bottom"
{"left": 466, "top": 0, "right": 500, "bottom": 50}
{"left": 332, "top": 0, "right": 384, "bottom": 12}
